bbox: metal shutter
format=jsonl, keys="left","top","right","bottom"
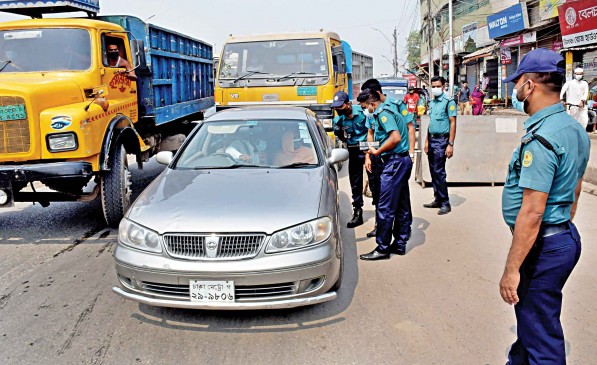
{"left": 582, "top": 49, "right": 597, "bottom": 86}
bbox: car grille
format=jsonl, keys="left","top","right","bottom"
{"left": 139, "top": 281, "right": 298, "bottom": 300}
{"left": 0, "top": 96, "right": 30, "bottom": 154}
{"left": 163, "top": 234, "right": 265, "bottom": 260}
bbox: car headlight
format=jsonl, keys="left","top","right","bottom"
{"left": 266, "top": 217, "right": 332, "bottom": 253}
{"left": 118, "top": 218, "right": 162, "bottom": 253}
{"left": 46, "top": 132, "right": 78, "bottom": 152}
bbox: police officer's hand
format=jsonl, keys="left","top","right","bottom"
{"left": 446, "top": 145, "right": 454, "bottom": 159}
{"left": 499, "top": 268, "right": 520, "bottom": 305}
{"left": 368, "top": 147, "right": 380, "bottom": 156}
{"left": 424, "top": 142, "right": 429, "bottom": 155}
{"left": 365, "top": 155, "right": 372, "bottom": 173}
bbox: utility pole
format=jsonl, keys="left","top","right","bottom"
{"left": 448, "top": 0, "right": 454, "bottom": 96}
{"left": 427, "top": 0, "right": 434, "bottom": 92}
{"left": 393, "top": 27, "right": 398, "bottom": 77}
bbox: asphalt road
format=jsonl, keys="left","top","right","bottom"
{"left": 1, "top": 160, "right": 596, "bottom": 365}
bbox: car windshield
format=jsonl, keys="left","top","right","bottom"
{"left": 385, "top": 87, "right": 407, "bottom": 101}
{"left": 0, "top": 28, "right": 91, "bottom": 72}
{"left": 219, "top": 39, "right": 328, "bottom": 79}
{"left": 175, "top": 119, "right": 319, "bottom": 169}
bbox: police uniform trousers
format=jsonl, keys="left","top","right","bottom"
{"left": 427, "top": 134, "right": 450, "bottom": 207}
{"left": 507, "top": 221, "right": 581, "bottom": 365}
{"left": 375, "top": 152, "right": 413, "bottom": 252}
{"left": 367, "top": 155, "right": 383, "bottom": 207}
{"left": 347, "top": 147, "right": 366, "bottom": 209}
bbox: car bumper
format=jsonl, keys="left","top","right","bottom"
{"left": 113, "top": 241, "right": 341, "bottom": 310}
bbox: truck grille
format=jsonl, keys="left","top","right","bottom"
{"left": 0, "top": 96, "right": 30, "bottom": 154}
{"left": 163, "top": 234, "right": 265, "bottom": 260}
{"left": 138, "top": 281, "right": 298, "bottom": 300}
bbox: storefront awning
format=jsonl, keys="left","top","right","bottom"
{"left": 462, "top": 43, "right": 499, "bottom": 64}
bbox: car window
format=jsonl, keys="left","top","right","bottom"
{"left": 175, "top": 119, "right": 319, "bottom": 169}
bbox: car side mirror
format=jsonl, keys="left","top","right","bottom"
{"left": 156, "top": 151, "right": 173, "bottom": 166}
{"left": 327, "top": 148, "right": 349, "bottom": 166}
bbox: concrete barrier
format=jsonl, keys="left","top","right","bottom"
{"left": 585, "top": 135, "right": 597, "bottom": 186}
{"left": 416, "top": 115, "right": 527, "bottom": 186}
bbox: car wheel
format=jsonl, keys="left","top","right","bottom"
{"left": 101, "top": 143, "right": 132, "bottom": 227}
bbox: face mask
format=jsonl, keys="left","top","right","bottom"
{"left": 514, "top": 80, "right": 532, "bottom": 114}
{"left": 363, "top": 109, "right": 370, "bottom": 118}
{"left": 256, "top": 140, "right": 267, "bottom": 152}
{"left": 511, "top": 89, "right": 525, "bottom": 113}
{"left": 575, "top": 75, "right": 582, "bottom": 81}
{"left": 432, "top": 87, "right": 443, "bottom": 97}
{"left": 108, "top": 51, "right": 119, "bottom": 60}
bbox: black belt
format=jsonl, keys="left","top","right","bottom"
{"left": 429, "top": 133, "right": 449, "bottom": 138}
{"left": 509, "top": 222, "right": 570, "bottom": 237}
{"left": 380, "top": 151, "right": 409, "bottom": 163}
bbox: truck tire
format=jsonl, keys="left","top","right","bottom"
{"left": 101, "top": 143, "right": 132, "bottom": 227}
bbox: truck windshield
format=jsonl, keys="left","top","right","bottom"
{"left": 0, "top": 28, "right": 91, "bottom": 72}
{"left": 219, "top": 39, "right": 328, "bottom": 79}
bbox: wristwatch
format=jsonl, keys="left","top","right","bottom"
{"left": 409, "top": 153, "right": 415, "bottom": 158}
{"left": 448, "top": 141, "right": 454, "bottom": 146}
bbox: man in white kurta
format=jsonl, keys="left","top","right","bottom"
{"left": 561, "top": 68, "right": 589, "bottom": 128}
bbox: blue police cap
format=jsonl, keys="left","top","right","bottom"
{"left": 503, "top": 48, "right": 565, "bottom": 83}
{"left": 331, "top": 91, "right": 350, "bottom": 108}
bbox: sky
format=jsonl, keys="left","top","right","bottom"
{"left": 0, "top": 0, "right": 420, "bottom": 77}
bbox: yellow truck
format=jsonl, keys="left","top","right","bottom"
{"left": 0, "top": 2, "right": 214, "bottom": 226}
{"left": 215, "top": 31, "right": 373, "bottom": 144}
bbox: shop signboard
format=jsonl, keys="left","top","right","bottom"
{"left": 487, "top": 3, "right": 530, "bottom": 39}
{"left": 558, "top": 0, "right": 597, "bottom": 48}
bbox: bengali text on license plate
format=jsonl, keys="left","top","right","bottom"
{"left": 189, "top": 280, "right": 235, "bottom": 302}
{"left": 0, "top": 104, "right": 26, "bottom": 121}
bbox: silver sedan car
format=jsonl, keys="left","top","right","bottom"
{"left": 112, "top": 107, "right": 349, "bottom": 310}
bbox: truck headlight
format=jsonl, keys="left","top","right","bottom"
{"left": 321, "top": 119, "right": 333, "bottom": 129}
{"left": 118, "top": 218, "right": 162, "bottom": 253}
{"left": 266, "top": 217, "right": 332, "bottom": 253}
{"left": 46, "top": 133, "right": 78, "bottom": 152}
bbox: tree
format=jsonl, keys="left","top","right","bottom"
{"left": 406, "top": 31, "right": 421, "bottom": 70}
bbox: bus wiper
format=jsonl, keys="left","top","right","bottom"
{"left": 0, "top": 60, "right": 12, "bottom": 73}
{"left": 277, "top": 162, "right": 318, "bottom": 168}
{"left": 276, "top": 72, "right": 316, "bottom": 82}
{"left": 232, "top": 70, "right": 269, "bottom": 83}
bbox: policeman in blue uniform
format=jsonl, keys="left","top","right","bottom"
{"left": 360, "top": 89, "right": 412, "bottom": 260}
{"left": 424, "top": 76, "right": 457, "bottom": 215}
{"left": 499, "top": 49, "right": 590, "bottom": 365}
{"left": 332, "top": 91, "right": 369, "bottom": 228}
{"left": 361, "top": 79, "right": 416, "bottom": 238}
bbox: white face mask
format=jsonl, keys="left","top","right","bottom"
{"left": 363, "top": 110, "right": 370, "bottom": 118}
{"left": 432, "top": 87, "right": 443, "bottom": 97}
{"left": 575, "top": 74, "right": 583, "bottom": 81}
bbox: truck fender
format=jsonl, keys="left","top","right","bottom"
{"left": 100, "top": 115, "right": 142, "bottom": 171}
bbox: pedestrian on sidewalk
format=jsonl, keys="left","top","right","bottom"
{"left": 560, "top": 67, "right": 589, "bottom": 129}
{"left": 457, "top": 81, "right": 471, "bottom": 115}
{"left": 424, "top": 76, "right": 457, "bottom": 215}
{"left": 332, "top": 91, "right": 368, "bottom": 228}
{"left": 499, "top": 48, "right": 590, "bottom": 365}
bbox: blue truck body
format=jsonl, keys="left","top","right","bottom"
{"left": 98, "top": 16, "right": 214, "bottom": 126}
{"left": 0, "top": 0, "right": 100, "bottom": 17}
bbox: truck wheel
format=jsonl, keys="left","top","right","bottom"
{"left": 101, "top": 144, "right": 132, "bottom": 227}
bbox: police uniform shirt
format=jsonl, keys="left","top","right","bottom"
{"left": 366, "top": 104, "right": 409, "bottom": 155}
{"left": 428, "top": 93, "right": 457, "bottom": 134}
{"left": 385, "top": 96, "right": 413, "bottom": 125}
{"left": 502, "top": 103, "right": 590, "bottom": 226}
{"left": 333, "top": 105, "right": 368, "bottom": 146}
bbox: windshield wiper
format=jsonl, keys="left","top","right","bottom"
{"left": 276, "top": 72, "right": 316, "bottom": 82}
{"left": 193, "top": 164, "right": 268, "bottom": 170}
{"left": 0, "top": 60, "right": 12, "bottom": 73}
{"left": 277, "top": 162, "right": 318, "bottom": 168}
{"left": 232, "top": 70, "right": 269, "bottom": 83}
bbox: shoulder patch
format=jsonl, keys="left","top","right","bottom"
{"left": 449, "top": 105, "right": 455, "bottom": 111}
{"left": 522, "top": 150, "right": 533, "bottom": 168}
{"left": 381, "top": 116, "right": 388, "bottom": 123}
{"left": 402, "top": 109, "right": 408, "bottom": 116}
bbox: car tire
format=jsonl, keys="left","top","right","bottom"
{"left": 101, "top": 144, "right": 132, "bottom": 227}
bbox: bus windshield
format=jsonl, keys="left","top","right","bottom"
{"left": 0, "top": 28, "right": 91, "bottom": 73}
{"left": 219, "top": 38, "right": 329, "bottom": 79}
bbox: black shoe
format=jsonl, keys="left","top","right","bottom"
{"left": 423, "top": 201, "right": 441, "bottom": 209}
{"left": 359, "top": 249, "right": 390, "bottom": 261}
{"left": 347, "top": 208, "right": 364, "bottom": 228}
{"left": 366, "top": 225, "right": 377, "bottom": 237}
{"left": 438, "top": 205, "right": 451, "bottom": 215}
{"left": 390, "top": 245, "right": 406, "bottom": 255}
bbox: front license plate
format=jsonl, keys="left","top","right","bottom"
{"left": 0, "top": 104, "right": 26, "bottom": 121}
{"left": 189, "top": 280, "right": 235, "bottom": 302}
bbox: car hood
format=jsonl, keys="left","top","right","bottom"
{"left": 127, "top": 167, "right": 325, "bottom": 234}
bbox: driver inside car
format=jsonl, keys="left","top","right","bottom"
{"left": 224, "top": 127, "right": 267, "bottom": 164}
{"left": 273, "top": 128, "right": 316, "bottom": 166}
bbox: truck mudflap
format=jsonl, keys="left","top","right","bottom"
{"left": 0, "top": 162, "right": 94, "bottom": 207}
